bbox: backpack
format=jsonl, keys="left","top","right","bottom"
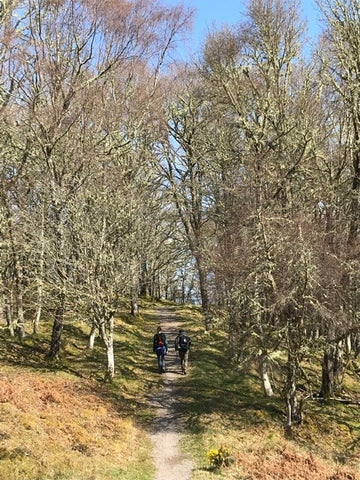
{"left": 178, "top": 334, "right": 190, "bottom": 351}
{"left": 157, "top": 334, "right": 165, "bottom": 347}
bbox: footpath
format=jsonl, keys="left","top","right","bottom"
{"left": 149, "top": 307, "right": 193, "bottom": 480}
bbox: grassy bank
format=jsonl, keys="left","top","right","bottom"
{"left": 176, "top": 308, "right": 360, "bottom": 479}
{"left": 0, "top": 301, "right": 163, "bottom": 480}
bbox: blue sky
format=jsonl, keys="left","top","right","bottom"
{"left": 163, "top": 0, "right": 322, "bottom": 59}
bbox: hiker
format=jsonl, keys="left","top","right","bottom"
{"left": 153, "top": 326, "right": 168, "bottom": 373}
{"left": 174, "top": 329, "right": 191, "bottom": 374}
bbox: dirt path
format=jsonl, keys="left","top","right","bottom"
{"left": 149, "top": 306, "right": 193, "bottom": 480}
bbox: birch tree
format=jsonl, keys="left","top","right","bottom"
{"left": 157, "top": 66, "right": 216, "bottom": 328}
{"left": 319, "top": 0, "right": 360, "bottom": 246}
{"left": 197, "top": 0, "right": 324, "bottom": 425}
{"left": 311, "top": 0, "right": 360, "bottom": 396}
{"left": 0, "top": 0, "right": 192, "bottom": 359}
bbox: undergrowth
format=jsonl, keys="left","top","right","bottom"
{"left": 175, "top": 309, "right": 360, "bottom": 479}
{"left": 0, "top": 299, "right": 162, "bottom": 480}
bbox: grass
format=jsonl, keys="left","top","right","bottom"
{"left": 0, "top": 368, "right": 154, "bottom": 480}
{"left": 171, "top": 310, "right": 360, "bottom": 479}
{"left": 0, "top": 300, "right": 162, "bottom": 480}
{"left": 1, "top": 300, "right": 360, "bottom": 479}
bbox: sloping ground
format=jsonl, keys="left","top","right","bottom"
{"left": 184, "top": 418, "right": 360, "bottom": 480}
{"left": 0, "top": 368, "right": 152, "bottom": 480}
{"left": 1, "top": 367, "right": 358, "bottom": 480}
{"left": 234, "top": 434, "right": 358, "bottom": 480}
{"left": 176, "top": 305, "right": 360, "bottom": 480}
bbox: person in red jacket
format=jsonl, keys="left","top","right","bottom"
{"left": 153, "top": 326, "right": 168, "bottom": 373}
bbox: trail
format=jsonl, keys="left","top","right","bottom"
{"left": 149, "top": 306, "right": 193, "bottom": 480}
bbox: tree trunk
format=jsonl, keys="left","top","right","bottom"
{"left": 347, "top": 144, "right": 360, "bottom": 245}
{"left": 33, "top": 206, "right": 45, "bottom": 334}
{"left": 16, "top": 285, "right": 24, "bottom": 327}
{"left": 6, "top": 306, "right": 14, "bottom": 336}
{"left": 181, "top": 274, "right": 185, "bottom": 304}
{"left": 228, "top": 307, "right": 237, "bottom": 360}
{"left": 154, "top": 273, "right": 161, "bottom": 300}
{"left": 47, "top": 292, "right": 65, "bottom": 359}
{"left": 259, "top": 352, "right": 274, "bottom": 397}
{"left": 285, "top": 353, "right": 302, "bottom": 430}
{"left": 197, "top": 261, "right": 212, "bottom": 330}
{"left": 16, "top": 323, "right": 26, "bottom": 342}
{"left": 345, "top": 334, "right": 352, "bottom": 355}
{"left": 310, "top": 328, "right": 320, "bottom": 340}
{"left": 130, "top": 298, "right": 139, "bottom": 316}
{"left": 320, "top": 343, "right": 343, "bottom": 398}
{"left": 139, "top": 261, "right": 148, "bottom": 297}
{"left": 6, "top": 289, "right": 15, "bottom": 337}
{"left": 7, "top": 256, "right": 25, "bottom": 338}
{"left": 197, "top": 260, "right": 210, "bottom": 312}
{"left": 354, "top": 334, "right": 360, "bottom": 358}
{"left": 33, "top": 290, "right": 42, "bottom": 335}
{"left": 88, "top": 324, "right": 98, "bottom": 349}
{"left": 47, "top": 206, "right": 66, "bottom": 360}
{"left": 99, "top": 315, "right": 115, "bottom": 380}
{"left": 105, "top": 341, "right": 115, "bottom": 379}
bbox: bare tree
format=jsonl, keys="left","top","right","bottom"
{"left": 1, "top": 0, "right": 192, "bottom": 360}
{"left": 156, "top": 66, "right": 216, "bottom": 328}
{"left": 196, "top": 0, "right": 320, "bottom": 415}
{"left": 315, "top": 0, "right": 360, "bottom": 395}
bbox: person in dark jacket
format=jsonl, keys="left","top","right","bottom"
{"left": 153, "top": 326, "right": 168, "bottom": 373}
{"left": 174, "top": 329, "right": 191, "bottom": 374}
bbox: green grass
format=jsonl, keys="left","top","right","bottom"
{"left": 0, "top": 299, "right": 164, "bottom": 480}
{"left": 168, "top": 308, "right": 360, "bottom": 479}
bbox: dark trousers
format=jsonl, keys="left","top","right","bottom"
{"left": 156, "top": 347, "right": 166, "bottom": 372}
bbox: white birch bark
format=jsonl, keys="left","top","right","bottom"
{"left": 100, "top": 316, "right": 115, "bottom": 379}
{"left": 260, "top": 353, "right": 274, "bottom": 397}
{"left": 33, "top": 206, "right": 45, "bottom": 334}
{"left": 88, "top": 324, "right": 98, "bottom": 350}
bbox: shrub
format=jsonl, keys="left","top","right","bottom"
{"left": 206, "top": 445, "right": 233, "bottom": 469}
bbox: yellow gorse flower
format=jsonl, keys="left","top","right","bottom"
{"left": 206, "top": 446, "right": 232, "bottom": 468}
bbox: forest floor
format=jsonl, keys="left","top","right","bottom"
{"left": 1, "top": 301, "right": 360, "bottom": 479}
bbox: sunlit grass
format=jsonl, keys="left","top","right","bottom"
{"left": 170, "top": 304, "right": 360, "bottom": 479}
{"left": 0, "top": 367, "right": 154, "bottom": 480}
{"left": 0, "top": 300, "right": 161, "bottom": 480}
